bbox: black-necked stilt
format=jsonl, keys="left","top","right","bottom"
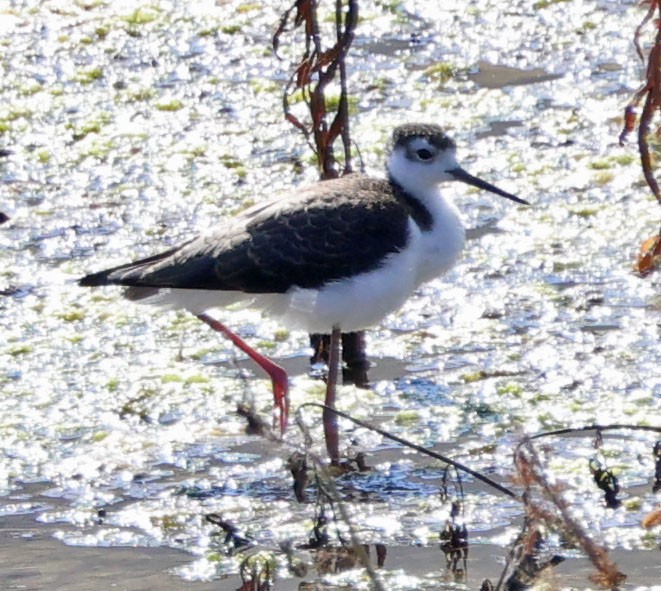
{"left": 79, "top": 123, "right": 527, "bottom": 434}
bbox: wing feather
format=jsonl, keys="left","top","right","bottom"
{"left": 79, "top": 176, "right": 412, "bottom": 294}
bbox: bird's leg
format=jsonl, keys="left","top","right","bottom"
{"left": 324, "top": 325, "right": 341, "bottom": 465}
{"left": 196, "top": 312, "right": 289, "bottom": 434}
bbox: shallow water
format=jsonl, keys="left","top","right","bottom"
{"left": 1, "top": 0, "right": 660, "bottom": 589}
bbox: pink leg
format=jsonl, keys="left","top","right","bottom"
{"left": 197, "top": 313, "right": 289, "bottom": 433}
{"left": 324, "top": 325, "right": 341, "bottom": 465}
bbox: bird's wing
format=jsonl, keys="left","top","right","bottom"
{"left": 79, "top": 177, "right": 412, "bottom": 294}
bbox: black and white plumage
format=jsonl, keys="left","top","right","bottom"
{"left": 80, "top": 123, "right": 527, "bottom": 430}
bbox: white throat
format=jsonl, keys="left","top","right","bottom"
{"left": 386, "top": 148, "right": 466, "bottom": 285}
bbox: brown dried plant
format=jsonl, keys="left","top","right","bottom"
{"left": 513, "top": 442, "right": 626, "bottom": 589}
{"left": 620, "top": 1, "right": 661, "bottom": 275}
{"left": 273, "top": 0, "right": 358, "bottom": 179}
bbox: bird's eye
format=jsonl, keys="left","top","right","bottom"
{"left": 415, "top": 148, "right": 434, "bottom": 161}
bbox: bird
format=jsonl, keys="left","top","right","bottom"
{"left": 79, "top": 123, "right": 527, "bottom": 434}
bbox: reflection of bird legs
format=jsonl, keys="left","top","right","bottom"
{"left": 310, "top": 331, "right": 370, "bottom": 388}
{"left": 197, "top": 312, "right": 289, "bottom": 434}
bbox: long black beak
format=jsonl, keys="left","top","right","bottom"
{"left": 448, "top": 167, "right": 529, "bottom": 205}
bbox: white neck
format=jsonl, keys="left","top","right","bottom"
{"left": 386, "top": 154, "right": 465, "bottom": 284}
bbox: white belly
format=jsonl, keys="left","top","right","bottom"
{"left": 262, "top": 245, "right": 419, "bottom": 333}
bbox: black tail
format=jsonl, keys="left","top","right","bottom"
{"left": 78, "top": 243, "right": 184, "bottom": 287}
{"left": 78, "top": 268, "right": 117, "bottom": 287}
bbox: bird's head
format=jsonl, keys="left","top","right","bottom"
{"left": 387, "top": 123, "right": 528, "bottom": 205}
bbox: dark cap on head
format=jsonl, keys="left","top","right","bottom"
{"left": 390, "top": 123, "right": 456, "bottom": 152}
